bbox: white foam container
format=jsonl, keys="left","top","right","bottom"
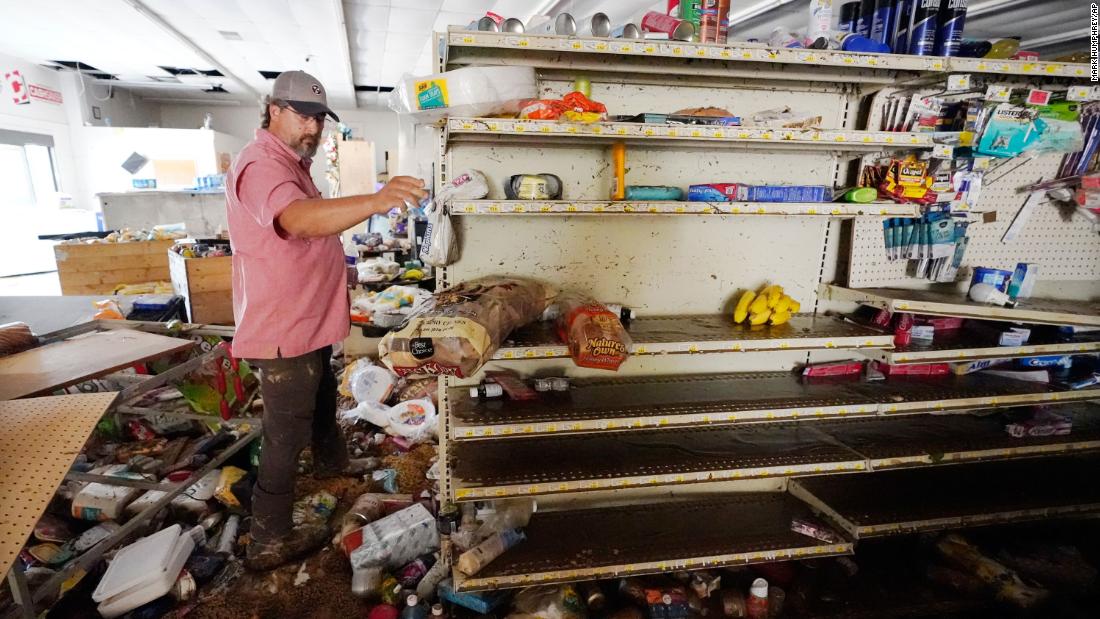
{"left": 93, "top": 524, "right": 195, "bottom": 618}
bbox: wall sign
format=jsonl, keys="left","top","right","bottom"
{"left": 4, "top": 69, "right": 29, "bottom": 105}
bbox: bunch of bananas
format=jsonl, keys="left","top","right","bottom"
{"left": 733, "top": 284, "right": 800, "bottom": 326}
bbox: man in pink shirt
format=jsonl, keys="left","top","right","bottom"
{"left": 226, "top": 70, "right": 426, "bottom": 570}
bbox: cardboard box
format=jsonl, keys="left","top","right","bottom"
{"left": 168, "top": 251, "right": 233, "bottom": 325}
{"left": 54, "top": 240, "right": 174, "bottom": 295}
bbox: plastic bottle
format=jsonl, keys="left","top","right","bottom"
{"left": 831, "top": 31, "right": 891, "bottom": 53}
{"left": 430, "top": 604, "right": 446, "bottom": 619}
{"left": 611, "top": 142, "right": 626, "bottom": 200}
{"left": 401, "top": 595, "right": 428, "bottom": 619}
{"left": 746, "top": 578, "right": 769, "bottom": 619}
{"left": 956, "top": 38, "right": 992, "bottom": 57}
{"left": 969, "top": 283, "right": 1017, "bottom": 307}
{"left": 806, "top": 0, "right": 832, "bottom": 42}
{"left": 769, "top": 27, "right": 804, "bottom": 48}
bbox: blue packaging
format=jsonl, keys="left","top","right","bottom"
{"left": 934, "top": 0, "right": 968, "bottom": 56}
{"left": 1016, "top": 355, "right": 1072, "bottom": 369}
{"left": 970, "top": 266, "right": 1013, "bottom": 293}
{"left": 869, "top": 0, "right": 894, "bottom": 46}
{"left": 889, "top": 0, "right": 912, "bottom": 53}
{"left": 840, "top": 1, "right": 861, "bottom": 32}
{"left": 907, "top": 0, "right": 942, "bottom": 55}
{"left": 438, "top": 579, "right": 510, "bottom": 613}
{"left": 1008, "top": 262, "right": 1039, "bottom": 300}
{"left": 746, "top": 185, "right": 831, "bottom": 202}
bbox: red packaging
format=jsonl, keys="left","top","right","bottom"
{"left": 870, "top": 308, "right": 893, "bottom": 328}
{"left": 641, "top": 10, "right": 690, "bottom": 37}
{"left": 1012, "top": 50, "right": 1039, "bottom": 61}
{"left": 562, "top": 91, "right": 606, "bottom": 114}
{"left": 485, "top": 370, "right": 539, "bottom": 401}
{"left": 915, "top": 316, "right": 964, "bottom": 330}
{"left": 556, "top": 293, "right": 632, "bottom": 371}
{"left": 127, "top": 419, "right": 156, "bottom": 441}
{"left": 802, "top": 361, "right": 863, "bottom": 377}
{"left": 519, "top": 99, "right": 565, "bottom": 120}
{"left": 874, "top": 361, "right": 950, "bottom": 376}
{"left": 893, "top": 312, "right": 913, "bottom": 347}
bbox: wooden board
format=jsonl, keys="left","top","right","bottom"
{"left": 168, "top": 252, "right": 234, "bottom": 325}
{"left": 0, "top": 330, "right": 194, "bottom": 400}
{"left": 0, "top": 393, "right": 117, "bottom": 577}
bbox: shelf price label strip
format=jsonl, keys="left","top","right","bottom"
{"left": 450, "top": 201, "right": 919, "bottom": 217}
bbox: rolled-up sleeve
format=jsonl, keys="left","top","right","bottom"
{"left": 235, "top": 159, "right": 309, "bottom": 237}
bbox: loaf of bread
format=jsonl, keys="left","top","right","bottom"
{"left": 379, "top": 277, "right": 551, "bottom": 378}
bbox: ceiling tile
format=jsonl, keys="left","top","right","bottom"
{"left": 433, "top": 10, "right": 482, "bottom": 31}
{"left": 388, "top": 7, "right": 437, "bottom": 33}
{"left": 441, "top": 0, "right": 491, "bottom": 12}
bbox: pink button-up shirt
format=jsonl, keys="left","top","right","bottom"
{"left": 225, "top": 129, "right": 349, "bottom": 359}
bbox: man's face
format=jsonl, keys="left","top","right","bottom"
{"left": 270, "top": 104, "right": 325, "bottom": 158}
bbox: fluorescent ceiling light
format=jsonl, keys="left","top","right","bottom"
{"left": 1021, "top": 28, "right": 1090, "bottom": 48}
{"left": 728, "top": 0, "right": 795, "bottom": 27}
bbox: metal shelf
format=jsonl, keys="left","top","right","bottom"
{"left": 449, "top": 200, "right": 919, "bottom": 217}
{"left": 823, "top": 284, "right": 1100, "bottom": 328}
{"left": 453, "top": 493, "right": 852, "bottom": 592}
{"left": 829, "top": 403, "right": 1100, "bottom": 469}
{"left": 790, "top": 455, "right": 1100, "bottom": 539}
{"left": 861, "top": 326, "right": 1100, "bottom": 365}
{"left": 492, "top": 314, "right": 894, "bottom": 360}
{"left": 451, "top": 423, "right": 866, "bottom": 500}
{"left": 450, "top": 404, "right": 1100, "bottom": 500}
{"left": 445, "top": 29, "right": 1088, "bottom": 81}
{"left": 450, "top": 371, "right": 1099, "bottom": 439}
{"left": 447, "top": 118, "right": 934, "bottom": 150}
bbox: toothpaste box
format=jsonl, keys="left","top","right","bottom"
{"left": 687, "top": 183, "right": 745, "bottom": 202}
{"left": 952, "top": 358, "right": 1009, "bottom": 375}
{"left": 745, "top": 185, "right": 831, "bottom": 202}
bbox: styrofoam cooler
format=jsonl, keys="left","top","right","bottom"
{"left": 347, "top": 503, "right": 439, "bottom": 569}
{"left": 92, "top": 524, "right": 195, "bottom": 618}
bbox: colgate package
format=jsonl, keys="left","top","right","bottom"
{"left": 556, "top": 293, "right": 631, "bottom": 371}
{"left": 688, "top": 183, "right": 745, "bottom": 202}
{"left": 874, "top": 361, "right": 950, "bottom": 376}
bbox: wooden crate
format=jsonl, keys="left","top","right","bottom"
{"left": 53, "top": 240, "right": 175, "bottom": 295}
{"left": 168, "top": 251, "right": 234, "bottom": 325}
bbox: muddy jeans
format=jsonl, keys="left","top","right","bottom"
{"left": 248, "top": 346, "right": 348, "bottom": 544}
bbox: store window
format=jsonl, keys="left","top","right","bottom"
{"left": 0, "top": 130, "right": 59, "bottom": 209}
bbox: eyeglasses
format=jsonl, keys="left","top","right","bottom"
{"left": 278, "top": 104, "right": 327, "bottom": 126}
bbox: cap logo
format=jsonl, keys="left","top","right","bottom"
{"left": 311, "top": 84, "right": 321, "bottom": 95}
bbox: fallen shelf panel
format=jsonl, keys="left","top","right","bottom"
{"left": 493, "top": 315, "right": 894, "bottom": 360}
{"left": 449, "top": 200, "right": 918, "bottom": 217}
{"left": 789, "top": 455, "right": 1100, "bottom": 539}
{"left": 449, "top": 371, "right": 1099, "bottom": 439}
{"left": 822, "top": 284, "right": 1100, "bottom": 328}
{"left": 451, "top": 424, "right": 866, "bottom": 500}
{"left": 0, "top": 329, "right": 194, "bottom": 400}
{"left": 453, "top": 493, "right": 852, "bottom": 592}
{"left": 858, "top": 325, "right": 1100, "bottom": 365}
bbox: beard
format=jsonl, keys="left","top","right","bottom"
{"left": 292, "top": 133, "right": 321, "bottom": 159}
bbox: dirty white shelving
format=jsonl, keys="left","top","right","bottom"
{"left": 449, "top": 200, "right": 919, "bottom": 217}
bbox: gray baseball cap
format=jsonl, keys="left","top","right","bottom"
{"left": 272, "top": 70, "right": 339, "bottom": 122}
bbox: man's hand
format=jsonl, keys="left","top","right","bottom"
{"left": 373, "top": 176, "right": 428, "bottom": 214}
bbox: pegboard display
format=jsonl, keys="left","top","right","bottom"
{"left": 847, "top": 154, "right": 1100, "bottom": 287}
{"left": 0, "top": 393, "right": 116, "bottom": 577}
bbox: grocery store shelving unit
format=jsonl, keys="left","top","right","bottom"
{"left": 432, "top": 29, "right": 1097, "bottom": 592}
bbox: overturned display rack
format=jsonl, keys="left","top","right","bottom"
{"left": 450, "top": 403, "right": 1100, "bottom": 500}
{"left": 492, "top": 315, "right": 894, "bottom": 360}
{"left": 453, "top": 493, "right": 853, "bottom": 592}
{"left": 0, "top": 320, "right": 258, "bottom": 615}
{"left": 449, "top": 371, "right": 1099, "bottom": 439}
{"left": 790, "top": 454, "right": 1100, "bottom": 539}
